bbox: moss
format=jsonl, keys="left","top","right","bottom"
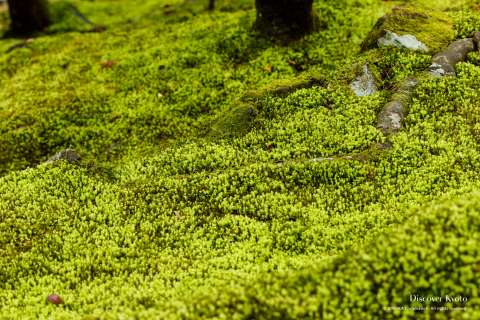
{"left": 245, "top": 73, "right": 325, "bottom": 98}
{"left": 361, "top": 5, "right": 454, "bottom": 53}
{"left": 467, "top": 51, "right": 480, "bottom": 65}
{"left": 1, "top": 0, "right": 480, "bottom": 319}
{"left": 453, "top": 10, "right": 480, "bottom": 39}
{"left": 177, "top": 187, "right": 480, "bottom": 319}
{"left": 208, "top": 102, "right": 259, "bottom": 138}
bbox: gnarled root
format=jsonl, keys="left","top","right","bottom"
{"left": 429, "top": 38, "right": 476, "bottom": 76}
{"left": 377, "top": 77, "right": 419, "bottom": 135}
{"left": 378, "top": 33, "right": 479, "bottom": 136}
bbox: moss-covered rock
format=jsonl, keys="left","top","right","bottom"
{"left": 361, "top": 5, "right": 454, "bottom": 53}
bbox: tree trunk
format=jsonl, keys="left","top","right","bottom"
{"left": 7, "top": 0, "right": 50, "bottom": 35}
{"left": 255, "top": 0, "right": 316, "bottom": 40}
{"left": 207, "top": 0, "right": 215, "bottom": 11}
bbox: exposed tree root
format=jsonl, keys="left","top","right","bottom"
{"left": 473, "top": 32, "right": 480, "bottom": 51}
{"left": 5, "top": 38, "right": 33, "bottom": 53}
{"left": 377, "top": 77, "right": 419, "bottom": 135}
{"left": 377, "top": 33, "right": 479, "bottom": 137}
{"left": 305, "top": 32, "right": 480, "bottom": 164}
{"left": 217, "top": 31, "right": 480, "bottom": 167}
{"left": 67, "top": 3, "right": 106, "bottom": 33}
{"left": 429, "top": 38, "right": 475, "bottom": 76}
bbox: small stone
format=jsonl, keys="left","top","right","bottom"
{"left": 473, "top": 32, "right": 480, "bottom": 51}
{"left": 47, "top": 149, "right": 81, "bottom": 163}
{"left": 378, "top": 30, "right": 429, "bottom": 52}
{"left": 47, "top": 294, "right": 63, "bottom": 305}
{"left": 350, "top": 64, "right": 378, "bottom": 97}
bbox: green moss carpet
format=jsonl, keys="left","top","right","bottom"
{"left": 1, "top": 0, "right": 480, "bottom": 318}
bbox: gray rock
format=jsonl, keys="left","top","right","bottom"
{"left": 350, "top": 64, "right": 378, "bottom": 97}
{"left": 429, "top": 38, "right": 475, "bottom": 77}
{"left": 47, "top": 149, "right": 81, "bottom": 163}
{"left": 378, "top": 31, "right": 429, "bottom": 52}
{"left": 473, "top": 32, "right": 480, "bottom": 50}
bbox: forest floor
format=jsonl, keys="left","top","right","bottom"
{"left": 1, "top": 0, "right": 480, "bottom": 319}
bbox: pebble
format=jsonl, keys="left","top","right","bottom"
{"left": 47, "top": 294, "right": 63, "bottom": 305}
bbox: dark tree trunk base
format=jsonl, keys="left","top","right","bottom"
{"left": 7, "top": 0, "right": 50, "bottom": 35}
{"left": 255, "top": 0, "right": 317, "bottom": 41}
{"left": 207, "top": 0, "right": 215, "bottom": 11}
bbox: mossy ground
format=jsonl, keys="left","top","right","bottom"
{"left": 1, "top": 0, "right": 480, "bottom": 319}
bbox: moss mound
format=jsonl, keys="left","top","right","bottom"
{"left": 1, "top": 0, "right": 480, "bottom": 319}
